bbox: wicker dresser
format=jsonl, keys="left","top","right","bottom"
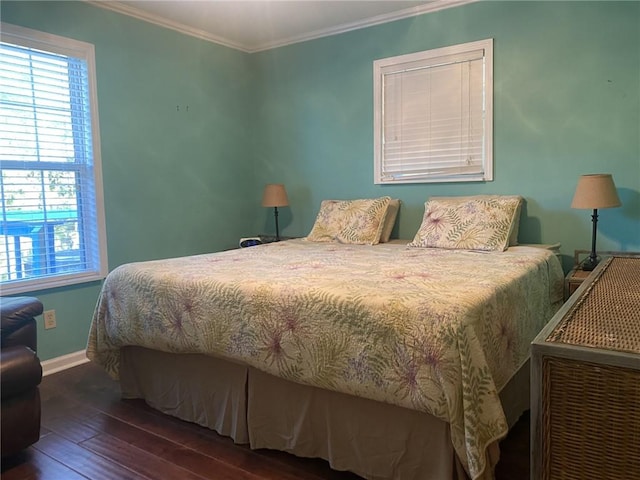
{"left": 531, "top": 255, "right": 640, "bottom": 480}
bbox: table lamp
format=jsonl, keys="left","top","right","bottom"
{"left": 571, "top": 173, "right": 621, "bottom": 271}
{"left": 262, "top": 184, "right": 289, "bottom": 241}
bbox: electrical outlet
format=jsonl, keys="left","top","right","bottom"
{"left": 44, "top": 310, "right": 56, "bottom": 329}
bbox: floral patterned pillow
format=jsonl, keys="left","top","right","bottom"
{"left": 306, "top": 197, "right": 391, "bottom": 245}
{"left": 379, "top": 198, "right": 400, "bottom": 243}
{"left": 508, "top": 199, "right": 523, "bottom": 246}
{"left": 408, "top": 195, "right": 523, "bottom": 252}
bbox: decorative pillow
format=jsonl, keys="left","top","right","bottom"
{"left": 379, "top": 199, "right": 400, "bottom": 243}
{"left": 508, "top": 198, "right": 524, "bottom": 246}
{"left": 408, "top": 195, "right": 523, "bottom": 252}
{"left": 306, "top": 196, "right": 391, "bottom": 245}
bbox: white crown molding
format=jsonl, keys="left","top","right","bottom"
{"left": 87, "top": 0, "right": 475, "bottom": 53}
{"left": 42, "top": 349, "right": 90, "bottom": 376}
{"left": 251, "top": 0, "right": 476, "bottom": 53}
{"left": 87, "top": 1, "right": 250, "bottom": 52}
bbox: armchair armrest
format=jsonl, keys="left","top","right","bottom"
{"left": 0, "top": 346, "right": 43, "bottom": 399}
{"left": 1, "top": 297, "right": 43, "bottom": 351}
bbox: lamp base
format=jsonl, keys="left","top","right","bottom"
{"left": 581, "top": 255, "right": 599, "bottom": 271}
{"left": 581, "top": 208, "right": 600, "bottom": 272}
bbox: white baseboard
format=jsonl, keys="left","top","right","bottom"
{"left": 42, "top": 349, "right": 90, "bottom": 376}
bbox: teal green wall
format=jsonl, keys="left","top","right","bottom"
{"left": 2, "top": 1, "right": 255, "bottom": 361}
{"left": 252, "top": 1, "right": 640, "bottom": 258}
{"left": 2, "top": 1, "right": 639, "bottom": 361}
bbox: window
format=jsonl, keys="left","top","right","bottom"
{"left": 1, "top": 23, "right": 107, "bottom": 294}
{"left": 373, "top": 39, "right": 493, "bottom": 184}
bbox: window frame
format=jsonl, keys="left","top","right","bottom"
{"left": 373, "top": 38, "right": 493, "bottom": 184}
{"left": 1, "top": 23, "right": 108, "bottom": 295}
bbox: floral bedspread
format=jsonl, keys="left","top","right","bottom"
{"left": 87, "top": 239, "right": 563, "bottom": 480}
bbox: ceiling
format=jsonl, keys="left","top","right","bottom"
{"left": 90, "top": 0, "right": 471, "bottom": 53}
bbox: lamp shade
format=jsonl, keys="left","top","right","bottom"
{"left": 571, "top": 174, "right": 621, "bottom": 210}
{"left": 262, "top": 184, "right": 289, "bottom": 207}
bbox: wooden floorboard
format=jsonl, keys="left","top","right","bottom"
{"left": 1, "top": 362, "right": 529, "bottom": 480}
{"left": 34, "top": 433, "right": 146, "bottom": 480}
{"left": 0, "top": 447, "right": 89, "bottom": 480}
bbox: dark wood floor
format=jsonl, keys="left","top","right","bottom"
{"left": 1, "top": 362, "right": 529, "bottom": 479}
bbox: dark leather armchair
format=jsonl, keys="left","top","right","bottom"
{"left": 1, "top": 296, "right": 44, "bottom": 457}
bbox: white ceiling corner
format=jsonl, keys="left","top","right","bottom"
{"left": 88, "top": 0, "right": 474, "bottom": 53}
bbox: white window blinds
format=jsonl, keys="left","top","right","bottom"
{"left": 374, "top": 39, "right": 493, "bottom": 184}
{"left": 1, "top": 23, "right": 107, "bottom": 294}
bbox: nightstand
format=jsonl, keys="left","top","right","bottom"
{"left": 564, "top": 266, "right": 591, "bottom": 301}
{"left": 520, "top": 242, "right": 562, "bottom": 258}
{"left": 259, "top": 235, "right": 296, "bottom": 243}
{"left": 239, "top": 235, "right": 297, "bottom": 248}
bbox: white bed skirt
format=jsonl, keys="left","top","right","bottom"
{"left": 118, "top": 346, "right": 528, "bottom": 480}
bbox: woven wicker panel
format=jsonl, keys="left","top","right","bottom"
{"left": 541, "top": 357, "right": 640, "bottom": 480}
{"left": 547, "top": 257, "right": 640, "bottom": 354}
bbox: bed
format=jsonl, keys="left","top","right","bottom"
{"left": 87, "top": 195, "right": 564, "bottom": 480}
